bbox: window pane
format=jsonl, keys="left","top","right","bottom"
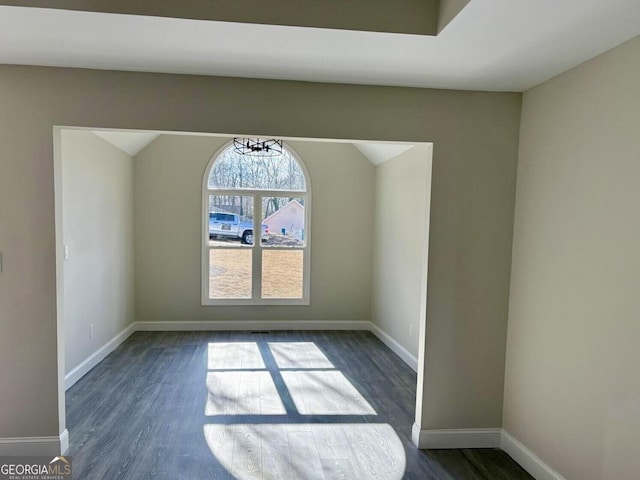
{"left": 208, "top": 195, "right": 254, "bottom": 246}
{"left": 261, "top": 250, "right": 303, "bottom": 299}
{"left": 209, "top": 249, "right": 252, "bottom": 299}
{"left": 208, "top": 146, "right": 306, "bottom": 191}
{"left": 261, "top": 196, "right": 305, "bottom": 247}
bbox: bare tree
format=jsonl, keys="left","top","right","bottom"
{"left": 209, "top": 146, "right": 305, "bottom": 220}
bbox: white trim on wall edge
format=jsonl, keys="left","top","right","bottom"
{"left": 368, "top": 323, "right": 418, "bottom": 372}
{"left": 59, "top": 429, "right": 69, "bottom": 455}
{"left": 412, "top": 427, "right": 502, "bottom": 449}
{"left": 65, "top": 323, "right": 136, "bottom": 390}
{"left": 135, "top": 320, "right": 371, "bottom": 331}
{"left": 0, "top": 430, "right": 69, "bottom": 456}
{"left": 501, "top": 430, "right": 566, "bottom": 480}
{"left": 411, "top": 423, "right": 422, "bottom": 447}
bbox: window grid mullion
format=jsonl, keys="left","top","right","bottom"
{"left": 253, "top": 193, "right": 262, "bottom": 300}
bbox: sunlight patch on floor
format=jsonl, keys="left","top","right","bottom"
{"left": 268, "top": 342, "right": 335, "bottom": 369}
{"left": 205, "top": 371, "right": 286, "bottom": 415}
{"left": 208, "top": 342, "right": 266, "bottom": 370}
{"left": 204, "top": 423, "right": 406, "bottom": 480}
{"left": 282, "top": 370, "right": 377, "bottom": 415}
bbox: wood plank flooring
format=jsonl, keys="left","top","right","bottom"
{"left": 66, "top": 331, "right": 533, "bottom": 479}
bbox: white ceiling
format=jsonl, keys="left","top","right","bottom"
{"left": 1, "top": 0, "right": 639, "bottom": 91}
{"left": 354, "top": 143, "right": 415, "bottom": 166}
{"left": 93, "top": 131, "right": 160, "bottom": 156}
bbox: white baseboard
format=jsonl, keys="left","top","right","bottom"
{"left": 411, "top": 427, "right": 566, "bottom": 479}
{"left": 63, "top": 319, "right": 384, "bottom": 390}
{"left": 412, "top": 423, "right": 422, "bottom": 447}
{"left": 59, "top": 429, "right": 69, "bottom": 454}
{"left": 65, "top": 323, "right": 136, "bottom": 390}
{"left": 137, "top": 320, "right": 419, "bottom": 371}
{"left": 0, "top": 430, "right": 68, "bottom": 456}
{"left": 135, "top": 320, "right": 371, "bottom": 331}
{"left": 412, "top": 427, "right": 502, "bottom": 449}
{"left": 501, "top": 430, "right": 566, "bottom": 480}
{"left": 368, "top": 323, "right": 418, "bottom": 372}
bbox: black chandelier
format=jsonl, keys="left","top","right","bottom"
{"left": 233, "top": 138, "right": 283, "bottom": 156}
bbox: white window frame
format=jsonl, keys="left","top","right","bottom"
{"left": 201, "top": 141, "right": 311, "bottom": 306}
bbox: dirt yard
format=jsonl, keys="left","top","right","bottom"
{"left": 209, "top": 248, "right": 303, "bottom": 299}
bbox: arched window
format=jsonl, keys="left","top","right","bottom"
{"left": 202, "top": 140, "right": 310, "bottom": 305}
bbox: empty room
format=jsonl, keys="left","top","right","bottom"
{"left": 1, "top": 2, "right": 639, "bottom": 480}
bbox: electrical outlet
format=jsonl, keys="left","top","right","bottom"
{"left": 64, "top": 245, "right": 70, "bottom": 260}
{"left": 89, "top": 324, "right": 94, "bottom": 338}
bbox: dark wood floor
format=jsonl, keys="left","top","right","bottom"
{"left": 66, "top": 331, "right": 533, "bottom": 480}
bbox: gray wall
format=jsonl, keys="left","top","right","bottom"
{"left": 0, "top": 0, "right": 440, "bottom": 35}
{"left": 0, "top": 65, "right": 520, "bottom": 445}
{"left": 62, "top": 130, "right": 135, "bottom": 374}
{"left": 504, "top": 35, "right": 640, "bottom": 479}
{"left": 134, "top": 135, "right": 374, "bottom": 322}
{"left": 371, "top": 145, "right": 432, "bottom": 359}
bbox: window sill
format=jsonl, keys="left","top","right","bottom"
{"left": 202, "top": 298, "right": 310, "bottom": 306}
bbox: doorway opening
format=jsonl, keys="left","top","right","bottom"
{"left": 54, "top": 127, "right": 433, "bottom": 473}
